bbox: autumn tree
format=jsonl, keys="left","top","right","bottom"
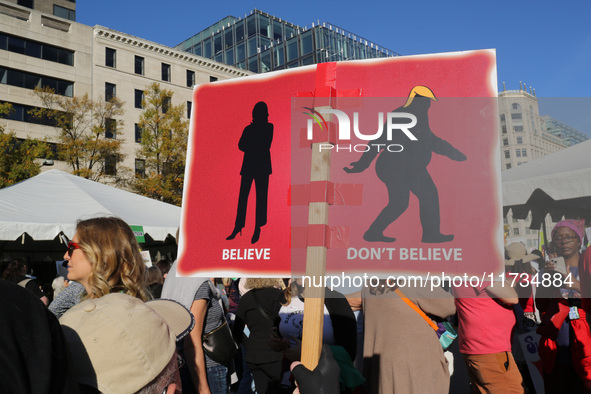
{"left": 133, "top": 82, "right": 188, "bottom": 206}
{"left": 0, "top": 103, "right": 50, "bottom": 188}
{"left": 30, "top": 87, "right": 126, "bottom": 182}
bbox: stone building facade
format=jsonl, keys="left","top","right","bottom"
{"left": 0, "top": 1, "right": 250, "bottom": 176}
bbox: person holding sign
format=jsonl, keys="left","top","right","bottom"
{"left": 271, "top": 279, "right": 357, "bottom": 391}
{"left": 226, "top": 101, "right": 274, "bottom": 244}
{"left": 536, "top": 219, "right": 591, "bottom": 393}
{"left": 290, "top": 345, "right": 341, "bottom": 394}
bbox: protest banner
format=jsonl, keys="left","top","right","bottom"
{"left": 178, "top": 49, "right": 502, "bottom": 279}
{"left": 518, "top": 331, "right": 544, "bottom": 394}
{"left": 178, "top": 48, "right": 501, "bottom": 369}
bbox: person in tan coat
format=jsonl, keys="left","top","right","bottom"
{"left": 362, "top": 282, "right": 456, "bottom": 394}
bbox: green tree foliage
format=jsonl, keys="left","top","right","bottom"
{"left": 0, "top": 103, "right": 50, "bottom": 188}
{"left": 30, "top": 87, "right": 126, "bottom": 182}
{"left": 134, "top": 82, "right": 188, "bottom": 206}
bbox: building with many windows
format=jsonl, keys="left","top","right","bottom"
{"left": 175, "top": 9, "right": 399, "bottom": 73}
{"left": 541, "top": 115, "right": 589, "bottom": 147}
{"left": 0, "top": 1, "right": 250, "bottom": 178}
{"left": 503, "top": 212, "right": 544, "bottom": 251}
{"left": 498, "top": 84, "right": 569, "bottom": 250}
{"left": 4, "top": 0, "right": 76, "bottom": 21}
{"left": 499, "top": 85, "right": 589, "bottom": 251}
{"left": 498, "top": 85, "right": 566, "bottom": 171}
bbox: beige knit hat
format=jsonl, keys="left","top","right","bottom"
{"left": 505, "top": 242, "right": 540, "bottom": 266}
{"left": 60, "top": 293, "right": 194, "bottom": 394}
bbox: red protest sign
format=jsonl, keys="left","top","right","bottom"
{"left": 178, "top": 49, "right": 502, "bottom": 278}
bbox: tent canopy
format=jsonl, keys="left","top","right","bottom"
{"left": 502, "top": 139, "right": 591, "bottom": 227}
{"left": 0, "top": 170, "right": 181, "bottom": 241}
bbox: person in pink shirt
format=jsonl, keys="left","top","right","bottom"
{"left": 454, "top": 281, "right": 523, "bottom": 393}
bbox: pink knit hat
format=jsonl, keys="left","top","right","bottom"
{"left": 552, "top": 219, "right": 585, "bottom": 244}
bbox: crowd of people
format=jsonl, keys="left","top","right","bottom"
{"left": 2, "top": 215, "right": 591, "bottom": 394}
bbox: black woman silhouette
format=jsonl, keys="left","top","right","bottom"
{"left": 344, "top": 86, "right": 466, "bottom": 243}
{"left": 227, "top": 101, "right": 273, "bottom": 244}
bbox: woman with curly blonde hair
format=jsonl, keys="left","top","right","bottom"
{"left": 63, "top": 216, "right": 150, "bottom": 301}
{"left": 244, "top": 278, "right": 285, "bottom": 291}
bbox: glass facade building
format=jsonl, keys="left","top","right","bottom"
{"left": 175, "top": 9, "right": 399, "bottom": 73}
{"left": 541, "top": 115, "right": 589, "bottom": 147}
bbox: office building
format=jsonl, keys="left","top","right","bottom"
{"left": 499, "top": 84, "right": 568, "bottom": 250}
{"left": 3, "top": 0, "right": 76, "bottom": 21}
{"left": 498, "top": 84, "right": 566, "bottom": 171}
{"left": 541, "top": 115, "right": 589, "bottom": 147}
{"left": 175, "top": 9, "right": 399, "bottom": 73}
{"left": 0, "top": 1, "right": 250, "bottom": 177}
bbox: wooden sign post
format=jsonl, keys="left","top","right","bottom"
{"left": 301, "top": 110, "right": 332, "bottom": 369}
{"left": 299, "top": 62, "right": 362, "bottom": 369}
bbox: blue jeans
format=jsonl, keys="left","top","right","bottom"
{"left": 237, "top": 345, "right": 255, "bottom": 394}
{"left": 207, "top": 364, "right": 229, "bottom": 394}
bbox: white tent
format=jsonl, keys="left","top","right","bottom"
{"left": 0, "top": 170, "right": 181, "bottom": 241}
{"left": 502, "top": 139, "right": 591, "bottom": 228}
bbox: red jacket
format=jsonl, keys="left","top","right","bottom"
{"left": 537, "top": 249, "right": 591, "bottom": 381}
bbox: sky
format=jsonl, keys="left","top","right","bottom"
{"left": 77, "top": 0, "right": 591, "bottom": 136}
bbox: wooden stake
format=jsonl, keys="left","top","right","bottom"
{"left": 301, "top": 111, "right": 332, "bottom": 370}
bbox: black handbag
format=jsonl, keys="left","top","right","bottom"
{"left": 202, "top": 319, "right": 238, "bottom": 367}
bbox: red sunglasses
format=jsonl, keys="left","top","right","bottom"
{"left": 66, "top": 241, "right": 80, "bottom": 257}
